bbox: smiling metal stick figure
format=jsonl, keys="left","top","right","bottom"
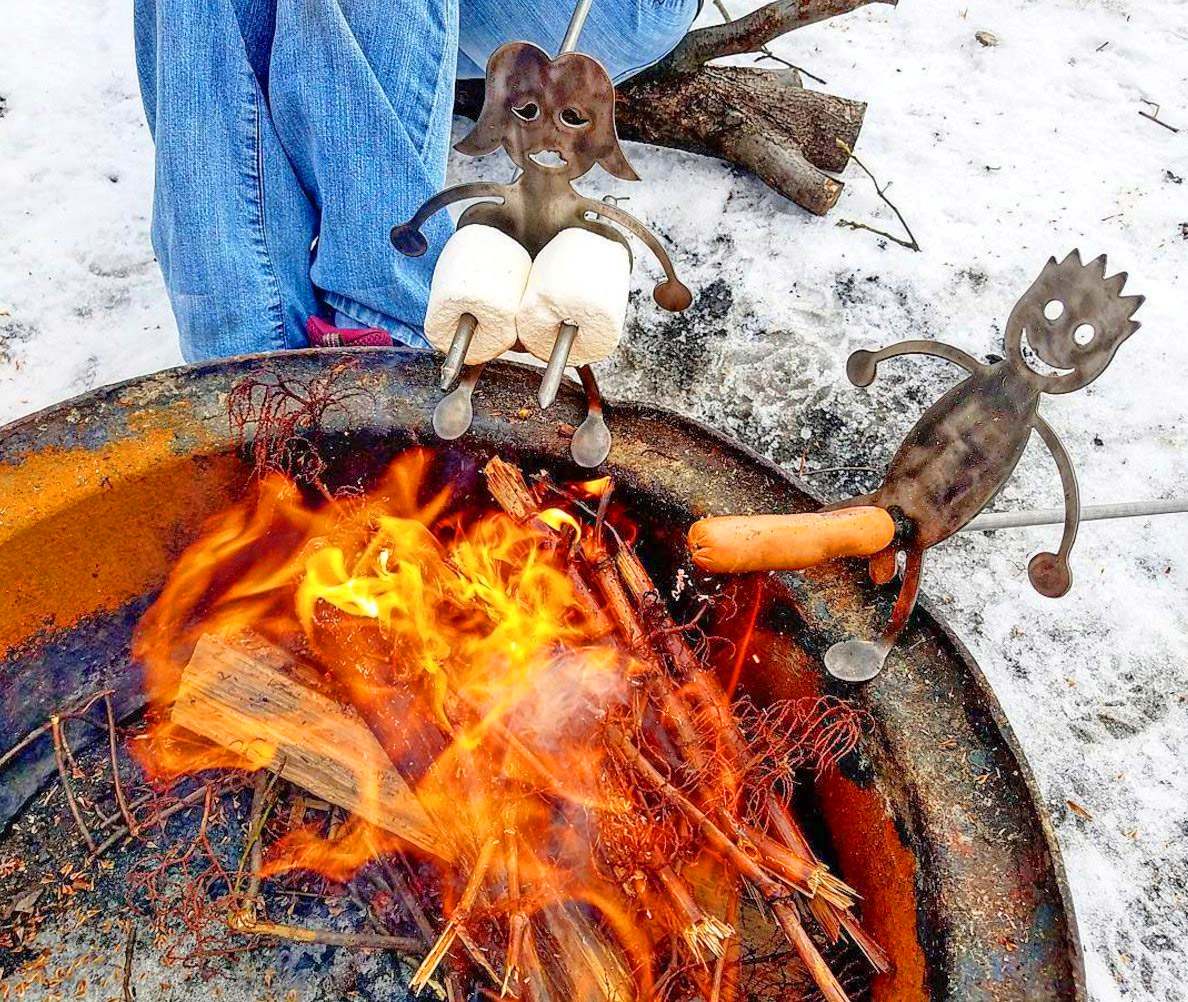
{"left": 390, "top": 41, "right": 690, "bottom": 465}
{"left": 823, "top": 251, "right": 1145, "bottom": 682}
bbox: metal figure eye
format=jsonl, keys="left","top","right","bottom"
{"left": 560, "top": 107, "right": 591, "bottom": 128}
{"left": 511, "top": 102, "right": 541, "bottom": 122}
{"left": 1043, "top": 300, "right": 1065, "bottom": 320}
{"left": 1073, "top": 324, "right": 1095, "bottom": 345}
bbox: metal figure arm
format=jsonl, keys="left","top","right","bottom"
{"left": 1026, "top": 415, "right": 1080, "bottom": 597}
{"left": 390, "top": 183, "right": 509, "bottom": 257}
{"left": 847, "top": 340, "right": 983, "bottom": 387}
{"left": 585, "top": 199, "right": 692, "bottom": 312}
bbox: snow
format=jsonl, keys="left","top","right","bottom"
{"left": 2, "top": 0, "right": 1187, "bottom": 998}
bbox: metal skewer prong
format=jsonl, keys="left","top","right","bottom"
{"left": 570, "top": 365, "right": 611, "bottom": 467}
{"left": 440, "top": 313, "right": 478, "bottom": 391}
{"left": 538, "top": 322, "right": 578, "bottom": 409}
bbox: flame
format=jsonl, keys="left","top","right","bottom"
{"left": 132, "top": 450, "right": 658, "bottom": 983}
{"left": 538, "top": 506, "right": 581, "bottom": 535}
{"left": 576, "top": 476, "right": 612, "bottom": 498}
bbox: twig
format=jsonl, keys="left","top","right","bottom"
{"left": 230, "top": 917, "right": 421, "bottom": 952}
{"left": 801, "top": 465, "right": 880, "bottom": 478}
{"left": 88, "top": 785, "right": 211, "bottom": 861}
{"left": 606, "top": 726, "right": 851, "bottom": 1002}
{"left": 411, "top": 835, "right": 501, "bottom": 991}
{"left": 1138, "top": 100, "right": 1180, "bottom": 132}
{"left": 122, "top": 922, "right": 136, "bottom": 1002}
{"left": 834, "top": 140, "right": 921, "bottom": 251}
{"left": 51, "top": 714, "right": 96, "bottom": 853}
{"left": 381, "top": 855, "right": 438, "bottom": 947}
{"left": 104, "top": 694, "right": 138, "bottom": 836}
{"left": 0, "top": 690, "right": 110, "bottom": 771}
{"left": 234, "top": 766, "right": 281, "bottom": 911}
{"left": 709, "top": 890, "right": 741, "bottom": 1002}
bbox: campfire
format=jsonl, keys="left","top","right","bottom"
{"left": 96, "top": 447, "right": 886, "bottom": 1002}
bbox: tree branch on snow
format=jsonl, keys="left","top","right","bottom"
{"left": 665, "top": 0, "right": 897, "bottom": 73}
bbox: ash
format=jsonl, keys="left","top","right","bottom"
{"left": 2, "top": 0, "right": 1187, "bottom": 999}
{"left": 0, "top": 736, "right": 425, "bottom": 1001}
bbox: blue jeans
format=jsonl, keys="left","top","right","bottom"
{"left": 133, "top": 0, "right": 698, "bottom": 361}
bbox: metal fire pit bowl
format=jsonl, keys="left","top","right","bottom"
{"left": 0, "top": 349, "right": 1083, "bottom": 1001}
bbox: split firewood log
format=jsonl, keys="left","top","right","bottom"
{"left": 172, "top": 632, "right": 441, "bottom": 858}
{"left": 455, "top": 0, "right": 897, "bottom": 215}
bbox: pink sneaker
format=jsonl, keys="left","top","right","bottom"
{"left": 306, "top": 315, "right": 394, "bottom": 348}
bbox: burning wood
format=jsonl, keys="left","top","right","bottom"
{"left": 171, "top": 632, "right": 438, "bottom": 857}
{"left": 129, "top": 450, "right": 884, "bottom": 1002}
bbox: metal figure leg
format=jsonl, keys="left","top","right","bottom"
{"left": 825, "top": 548, "right": 923, "bottom": 683}
{"left": 570, "top": 366, "right": 612, "bottom": 468}
{"left": 433, "top": 364, "right": 485, "bottom": 441}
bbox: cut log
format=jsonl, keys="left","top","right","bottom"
{"left": 172, "top": 633, "right": 441, "bottom": 858}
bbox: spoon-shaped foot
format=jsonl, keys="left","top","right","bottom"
{"left": 432, "top": 365, "right": 484, "bottom": 441}
{"left": 571, "top": 411, "right": 611, "bottom": 468}
{"left": 824, "top": 639, "right": 890, "bottom": 683}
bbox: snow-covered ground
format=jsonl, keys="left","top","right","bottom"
{"left": 2, "top": 0, "right": 1186, "bottom": 998}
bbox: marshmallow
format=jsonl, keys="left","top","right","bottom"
{"left": 516, "top": 228, "right": 631, "bottom": 367}
{"left": 424, "top": 224, "right": 533, "bottom": 364}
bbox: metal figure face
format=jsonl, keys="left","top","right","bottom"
{"left": 1003, "top": 251, "right": 1145, "bottom": 395}
{"left": 455, "top": 42, "right": 638, "bottom": 183}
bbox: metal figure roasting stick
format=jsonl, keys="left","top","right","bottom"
{"left": 689, "top": 251, "right": 1146, "bottom": 683}
{"left": 392, "top": 0, "right": 692, "bottom": 462}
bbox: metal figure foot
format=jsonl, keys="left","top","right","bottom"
{"left": 433, "top": 365, "right": 485, "bottom": 441}
{"left": 825, "top": 639, "right": 891, "bottom": 683}
{"left": 440, "top": 314, "right": 478, "bottom": 390}
{"left": 538, "top": 323, "right": 578, "bottom": 409}
{"left": 826, "top": 547, "right": 923, "bottom": 683}
{"left": 570, "top": 366, "right": 611, "bottom": 467}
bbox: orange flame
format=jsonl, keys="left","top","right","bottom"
{"left": 132, "top": 450, "right": 658, "bottom": 979}
{"left": 576, "top": 476, "right": 612, "bottom": 498}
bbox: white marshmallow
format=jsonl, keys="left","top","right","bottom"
{"left": 516, "top": 228, "right": 631, "bottom": 367}
{"left": 424, "top": 224, "right": 533, "bottom": 364}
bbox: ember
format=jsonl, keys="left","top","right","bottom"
{"left": 125, "top": 450, "right": 884, "bottom": 1002}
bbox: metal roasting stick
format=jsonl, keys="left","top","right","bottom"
{"left": 536, "top": 1, "right": 594, "bottom": 408}
{"left": 962, "top": 497, "right": 1188, "bottom": 533}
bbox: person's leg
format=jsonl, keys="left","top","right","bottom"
{"left": 458, "top": 0, "right": 699, "bottom": 84}
{"left": 266, "top": 0, "right": 460, "bottom": 347}
{"left": 134, "top": 0, "right": 319, "bottom": 361}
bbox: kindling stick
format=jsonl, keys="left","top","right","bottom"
{"left": 963, "top": 497, "right": 1188, "bottom": 533}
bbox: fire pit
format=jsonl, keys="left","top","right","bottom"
{"left": 0, "top": 350, "right": 1082, "bottom": 1001}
